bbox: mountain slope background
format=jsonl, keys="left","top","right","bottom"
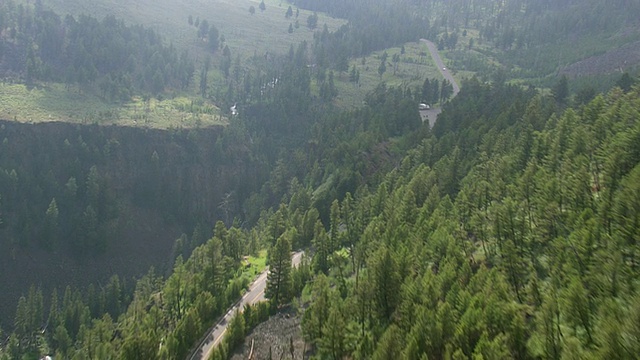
{"left": 1, "top": 0, "right": 640, "bottom": 358}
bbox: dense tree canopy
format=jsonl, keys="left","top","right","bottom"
{"left": 0, "top": 1, "right": 195, "bottom": 98}
{"left": 2, "top": 1, "right": 640, "bottom": 360}
{"left": 4, "top": 73, "right": 639, "bottom": 359}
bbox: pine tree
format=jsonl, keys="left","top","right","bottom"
{"left": 329, "top": 199, "right": 341, "bottom": 253}
{"left": 43, "top": 198, "right": 59, "bottom": 249}
{"left": 313, "top": 221, "right": 330, "bottom": 274}
{"left": 319, "top": 303, "right": 346, "bottom": 360}
{"left": 616, "top": 72, "right": 635, "bottom": 92}
{"left": 378, "top": 60, "right": 386, "bottom": 78}
{"left": 266, "top": 232, "right": 292, "bottom": 306}
{"left": 208, "top": 25, "right": 219, "bottom": 52}
{"left": 307, "top": 12, "right": 318, "bottom": 29}
{"left": 226, "top": 309, "right": 245, "bottom": 351}
{"left": 552, "top": 75, "right": 569, "bottom": 105}
{"left": 302, "top": 274, "right": 330, "bottom": 342}
{"left": 86, "top": 165, "right": 100, "bottom": 208}
{"left": 422, "top": 78, "right": 432, "bottom": 103}
{"left": 371, "top": 246, "right": 400, "bottom": 321}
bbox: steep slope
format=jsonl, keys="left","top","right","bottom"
{"left": 299, "top": 85, "right": 640, "bottom": 359}
{"left": 0, "top": 120, "right": 269, "bottom": 327}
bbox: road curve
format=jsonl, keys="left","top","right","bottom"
{"left": 191, "top": 251, "right": 304, "bottom": 360}
{"left": 420, "top": 39, "right": 460, "bottom": 97}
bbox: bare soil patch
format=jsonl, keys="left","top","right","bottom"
{"left": 230, "top": 307, "right": 307, "bottom": 360}
{"left": 560, "top": 40, "right": 640, "bottom": 77}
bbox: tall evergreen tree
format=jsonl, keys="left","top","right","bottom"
{"left": 43, "top": 198, "right": 59, "bottom": 249}
{"left": 266, "top": 231, "right": 293, "bottom": 306}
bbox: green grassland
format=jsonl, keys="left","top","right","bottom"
{"left": 441, "top": 29, "right": 497, "bottom": 79}
{"left": 333, "top": 41, "right": 449, "bottom": 108}
{"left": 7, "top": 1, "right": 639, "bottom": 128}
{"left": 40, "top": 0, "right": 346, "bottom": 60}
{"left": 8, "top": 0, "right": 471, "bottom": 125}
{"left": 241, "top": 250, "right": 268, "bottom": 281}
{"left": 3, "top": 0, "right": 346, "bottom": 128}
{"left": 0, "top": 82, "right": 226, "bottom": 129}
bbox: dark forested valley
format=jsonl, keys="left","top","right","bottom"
{"left": 0, "top": 120, "right": 272, "bottom": 326}
{"left": 1, "top": 0, "right": 640, "bottom": 359}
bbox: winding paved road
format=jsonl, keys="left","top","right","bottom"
{"left": 420, "top": 38, "right": 460, "bottom": 96}
{"left": 190, "top": 41, "right": 456, "bottom": 360}
{"left": 419, "top": 39, "right": 460, "bottom": 127}
{"left": 190, "top": 251, "right": 304, "bottom": 360}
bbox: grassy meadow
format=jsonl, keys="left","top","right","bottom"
{"left": 0, "top": 82, "right": 226, "bottom": 129}
{"left": 6, "top": 1, "right": 640, "bottom": 128}
{"left": 333, "top": 41, "right": 450, "bottom": 108}
{"left": 40, "top": 0, "right": 346, "bottom": 60}
{"left": 241, "top": 250, "right": 268, "bottom": 281}
{"left": 2, "top": 0, "right": 349, "bottom": 128}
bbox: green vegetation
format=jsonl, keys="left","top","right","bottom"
{"left": 0, "top": 83, "right": 225, "bottom": 128}
{"left": 334, "top": 42, "right": 446, "bottom": 108}
{"left": 3, "top": 0, "right": 640, "bottom": 126}
{"left": 241, "top": 250, "right": 268, "bottom": 280}
{"left": 2, "top": 1, "right": 640, "bottom": 360}
{"left": 33, "top": 0, "right": 346, "bottom": 60}
{"left": 419, "top": 0, "right": 640, "bottom": 84}
{"left": 0, "top": 2, "right": 195, "bottom": 95}
{"left": 3, "top": 66, "right": 639, "bottom": 359}
{"left": 1, "top": 0, "right": 344, "bottom": 127}
{"left": 297, "top": 81, "right": 640, "bottom": 360}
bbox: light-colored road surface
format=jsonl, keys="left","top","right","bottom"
{"left": 420, "top": 38, "right": 460, "bottom": 96}
{"left": 191, "top": 251, "right": 304, "bottom": 360}
{"left": 419, "top": 39, "right": 461, "bottom": 127}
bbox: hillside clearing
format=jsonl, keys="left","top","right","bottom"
{"left": 0, "top": 83, "right": 227, "bottom": 129}
{"left": 41, "top": 0, "right": 346, "bottom": 60}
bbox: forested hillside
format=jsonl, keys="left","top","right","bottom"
{"left": 2, "top": 74, "right": 638, "bottom": 358}
{"left": 0, "top": 121, "right": 272, "bottom": 327}
{"left": 298, "top": 84, "right": 640, "bottom": 359}
{"left": 0, "top": 0, "right": 194, "bottom": 98}
{"left": 2, "top": 1, "right": 640, "bottom": 359}
{"left": 432, "top": 0, "right": 640, "bottom": 80}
